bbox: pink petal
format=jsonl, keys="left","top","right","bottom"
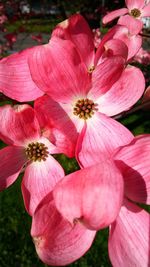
{"left": 114, "top": 135, "right": 150, "bottom": 204}
{"left": 89, "top": 56, "right": 125, "bottom": 98}
{"left": 29, "top": 38, "right": 90, "bottom": 103}
{"left": 22, "top": 154, "right": 64, "bottom": 216}
{"left": 102, "top": 8, "right": 128, "bottom": 24}
{"left": 0, "top": 146, "right": 27, "bottom": 191}
{"left": 34, "top": 95, "right": 80, "bottom": 158}
{"left": 31, "top": 193, "right": 96, "bottom": 266}
{"left": 0, "top": 48, "right": 44, "bottom": 101}
{"left": 76, "top": 112, "right": 134, "bottom": 168}
{"left": 52, "top": 14, "right": 95, "bottom": 68}
{"left": 0, "top": 104, "right": 40, "bottom": 146}
{"left": 109, "top": 199, "right": 150, "bottom": 267}
{"left": 142, "top": 3, "right": 150, "bottom": 17}
{"left": 121, "top": 34, "right": 142, "bottom": 61}
{"left": 53, "top": 161, "right": 124, "bottom": 230}
{"left": 118, "top": 15, "right": 143, "bottom": 35}
{"left": 96, "top": 39, "right": 128, "bottom": 62}
{"left": 98, "top": 25, "right": 142, "bottom": 60}
{"left": 98, "top": 65, "right": 145, "bottom": 116}
{"left": 125, "top": 0, "right": 145, "bottom": 10}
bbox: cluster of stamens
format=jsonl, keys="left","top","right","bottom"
{"left": 130, "top": 8, "right": 141, "bottom": 18}
{"left": 25, "top": 142, "right": 49, "bottom": 162}
{"left": 73, "top": 98, "right": 98, "bottom": 120}
{"left": 88, "top": 65, "right": 95, "bottom": 73}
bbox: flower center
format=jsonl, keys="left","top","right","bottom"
{"left": 25, "top": 142, "right": 49, "bottom": 162}
{"left": 130, "top": 8, "right": 141, "bottom": 18}
{"left": 73, "top": 98, "right": 98, "bottom": 120}
{"left": 88, "top": 65, "right": 95, "bottom": 73}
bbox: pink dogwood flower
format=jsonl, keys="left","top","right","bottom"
{"left": 31, "top": 158, "right": 124, "bottom": 266}
{"left": 0, "top": 104, "right": 64, "bottom": 215}
{"left": 44, "top": 135, "right": 150, "bottom": 266}
{"left": 31, "top": 14, "right": 145, "bottom": 158}
{"left": 103, "top": 0, "right": 150, "bottom": 35}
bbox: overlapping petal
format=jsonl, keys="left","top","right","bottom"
{"left": 22, "top": 154, "right": 64, "bottom": 215}
{"left": 0, "top": 104, "right": 40, "bottom": 146}
{"left": 52, "top": 14, "right": 95, "bottom": 68}
{"left": 98, "top": 65, "right": 145, "bottom": 116}
{"left": 118, "top": 15, "right": 143, "bottom": 35}
{"left": 29, "top": 37, "right": 90, "bottom": 103}
{"left": 114, "top": 135, "right": 150, "bottom": 204}
{"left": 109, "top": 199, "right": 150, "bottom": 267}
{"left": 89, "top": 56, "right": 125, "bottom": 98}
{"left": 97, "top": 25, "right": 142, "bottom": 60}
{"left": 76, "top": 112, "right": 133, "bottom": 168}
{"left": 35, "top": 95, "right": 80, "bottom": 157}
{"left": 53, "top": 161, "right": 124, "bottom": 230}
{"left": 0, "top": 146, "right": 27, "bottom": 191}
{"left": 31, "top": 193, "right": 96, "bottom": 266}
{"left": 0, "top": 48, "right": 44, "bottom": 101}
{"left": 98, "top": 39, "right": 128, "bottom": 61}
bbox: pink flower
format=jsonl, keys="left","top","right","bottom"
{"left": 103, "top": 0, "right": 150, "bottom": 35}
{"left": 31, "top": 158, "right": 124, "bottom": 265}
{"left": 31, "top": 135, "right": 150, "bottom": 266}
{"left": 31, "top": 14, "right": 144, "bottom": 158}
{"left": 0, "top": 104, "right": 64, "bottom": 215}
{"left": 0, "top": 14, "right": 7, "bottom": 25}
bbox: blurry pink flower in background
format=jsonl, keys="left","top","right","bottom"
{"left": 103, "top": 0, "right": 150, "bottom": 35}
{"left": 0, "top": 14, "right": 7, "bottom": 24}
{"left": 4, "top": 33, "right": 17, "bottom": 49}
{"left": 31, "top": 34, "right": 43, "bottom": 44}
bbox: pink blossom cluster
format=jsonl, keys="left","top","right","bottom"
{"left": 0, "top": 1, "right": 150, "bottom": 266}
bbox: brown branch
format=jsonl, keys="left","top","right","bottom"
{"left": 139, "top": 33, "right": 150, "bottom": 38}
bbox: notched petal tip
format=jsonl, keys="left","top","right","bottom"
{"left": 33, "top": 236, "right": 45, "bottom": 249}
